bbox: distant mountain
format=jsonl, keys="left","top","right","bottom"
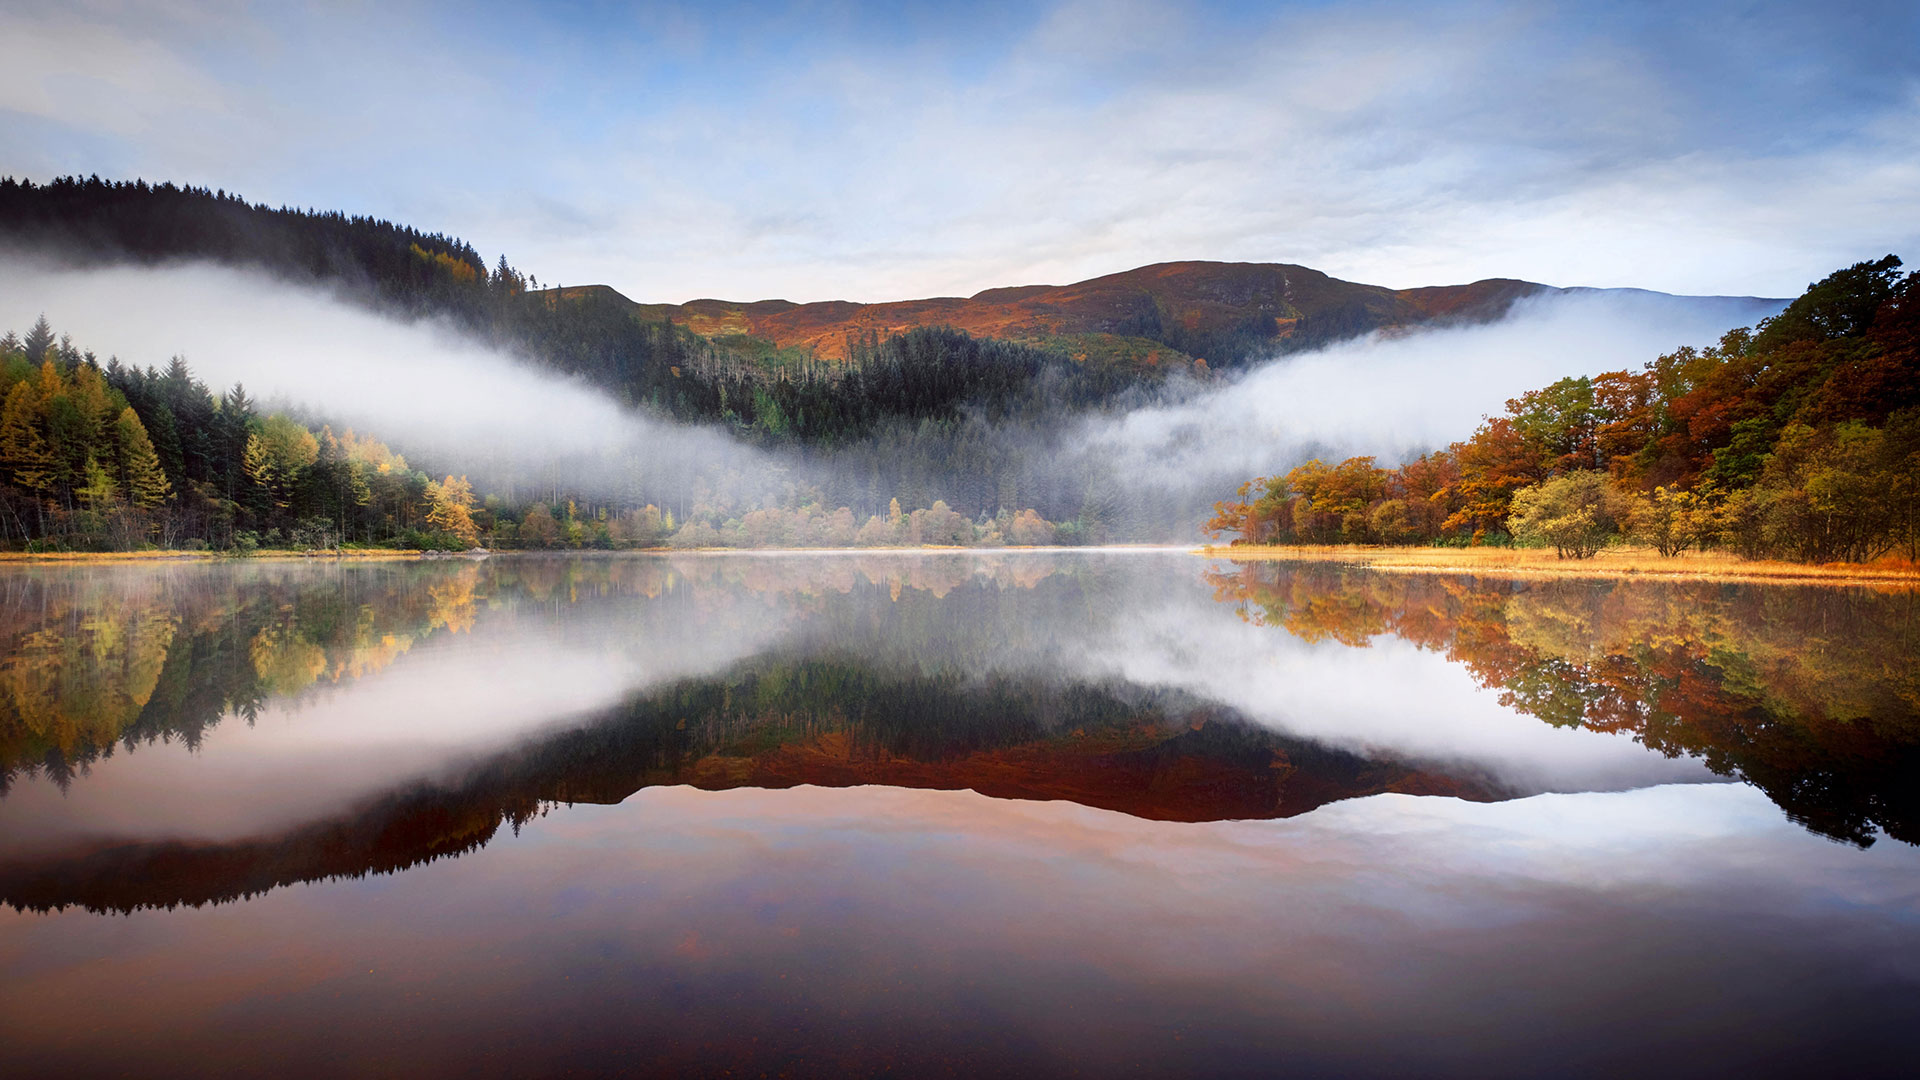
{"left": 555, "top": 262, "right": 1778, "bottom": 366}
{"left": 1, "top": 176, "right": 1778, "bottom": 375}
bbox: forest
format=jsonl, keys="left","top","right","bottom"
{"left": 0, "top": 316, "right": 1092, "bottom": 551}
{"left": 1207, "top": 256, "right": 1920, "bottom": 563}
{"left": 0, "top": 177, "right": 1174, "bottom": 529}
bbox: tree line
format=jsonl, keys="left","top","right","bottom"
{"left": 1207, "top": 256, "right": 1920, "bottom": 562}
{"left": 0, "top": 319, "right": 485, "bottom": 550}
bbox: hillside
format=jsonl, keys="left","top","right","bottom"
{"left": 556, "top": 262, "right": 1556, "bottom": 366}
{"left": 1205, "top": 255, "right": 1920, "bottom": 565}
{"left": 555, "top": 262, "right": 1782, "bottom": 370}
{"left": 2, "top": 177, "right": 1775, "bottom": 377}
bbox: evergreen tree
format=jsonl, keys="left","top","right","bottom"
{"left": 113, "top": 406, "right": 172, "bottom": 508}
{"left": 21, "top": 316, "right": 54, "bottom": 363}
{"left": 0, "top": 381, "right": 53, "bottom": 493}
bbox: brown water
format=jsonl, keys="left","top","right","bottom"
{"left": 1, "top": 552, "right": 1916, "bottom": 1077}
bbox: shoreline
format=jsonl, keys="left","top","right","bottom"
{"left": 4, "top": 543, "right": 1911, "bottom": 587}
{"left": 0, "top": 544, "right": 1187, "bottom": 566}
{"left": 1191, "top": 544, "right": 1920, "bottom": 588}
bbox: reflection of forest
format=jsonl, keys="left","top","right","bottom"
{"left": 0, "top": 553, "right": 1071, "bottom": 789}
{"left": 1, "top": 554, "right": 1517, "bottom": 913}
{"left": 0, "top": 562, "right": 483, "bottom": 789}
{"left": 30, "top": 551, "right": 1907, "bottom": 914}
{"left": 1206, "top": 562, "right": 1920, "bottom": 847}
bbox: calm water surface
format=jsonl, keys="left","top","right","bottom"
{"left": 1, "top": 552, "right": 1916, "bottom": 1077}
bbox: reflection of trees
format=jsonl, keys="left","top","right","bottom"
{"left": 1207, "top": 562, "right": 1920, "bottom": 846}
{"left": 0, "top": 563, "right": 488, "bottom": 789}
{"left": 0, "top": 655, "right": 1502, "bottom": 914}
{"left": 0, "top": 555, "right": 1076, "bottom": 792}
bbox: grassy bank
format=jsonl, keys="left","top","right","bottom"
{"left": 1194, "top": 543, "right": 1920, "bottom": 588}
{"left": 0, "top": 548, "right": 446, "bottom": 564}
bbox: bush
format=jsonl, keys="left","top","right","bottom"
{"left": 398, "top": 528, "right": 465, "bottom": 551}
{"left": 1628, "top": 485, "right": 1719, "bottom": 557}
{"left": 1507, "top": 471, "right": 1628, "bottom": 558}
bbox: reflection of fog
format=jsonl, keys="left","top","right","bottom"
{"left": 0, "top": 559, "right": 799, "bottom": 857}
{"left": 7, "top": 550, "right": 1910, "bottom": 872}
{"left": 1066, "top": 596, "right": 1715, "bottom": 793}
{"left": 0, "top": 619, "right": 777, "bottom": 858}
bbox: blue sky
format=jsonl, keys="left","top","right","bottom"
{"left": 2, "top": 0, "right": 1916, "bottom": 302}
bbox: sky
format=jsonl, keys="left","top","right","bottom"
{"left": 1, "top": 0, "right": 1916, "bottom": 303}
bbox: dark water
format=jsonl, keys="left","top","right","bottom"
{"left": 1, "top": 552, "right": 1916, "bottom": 1078}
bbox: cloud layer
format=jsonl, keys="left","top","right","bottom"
{"left": 2, "top": 1, "right": 1914, "bottom": 302}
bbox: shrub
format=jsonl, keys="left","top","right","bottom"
{"left": 1507, "top": 471, "right": 1628, "bottom": 558}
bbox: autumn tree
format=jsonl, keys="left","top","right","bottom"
{"left": 111, "top": 407, "right": 172, "bottom": 509}
{"left": 425, "top": 474, "right": 479, "bottom": 546}
{"left": 519, "top": 503, "right": 561, "bottom": 548}
{"left": 1627, "top": 484, "right": 1716, "bottom": 557}
{"left": 1507, "top": 471, "right": 1629, "bottom": 558}
{"left": 0, "top": 381, "right": 53, "bottom": 495}
{"left": 244, "top": 413, "right": 319, "bottom": 510}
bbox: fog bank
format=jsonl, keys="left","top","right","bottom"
{"left": 1068, "top": 289, "right": 1786, "bottom": 493}
{"left": 0, "top": 257, "right": 799, "bottom": 503}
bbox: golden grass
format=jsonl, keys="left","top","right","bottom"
{"left": 1192, "top": 543, "right": 1920, "bottom": 589}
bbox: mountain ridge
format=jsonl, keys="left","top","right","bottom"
{"left": 549, "top": 260, "right": 1783, "bottom": 363}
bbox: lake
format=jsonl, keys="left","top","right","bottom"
{"left": 1, "top": 552, "right": 1916, "bottom": 1077}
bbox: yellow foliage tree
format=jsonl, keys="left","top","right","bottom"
{"left": 112, "top": 407, "right": 171, "bottom": 509}
{"left": 0, "top": 380, "right": 53, "bottom": 493}
{"left": 425, "top": 474, "right": 479, "bottom": 545}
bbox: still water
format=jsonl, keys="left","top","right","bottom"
{"left": 1, "top": 552, "right": 1916, "bottom": 1077}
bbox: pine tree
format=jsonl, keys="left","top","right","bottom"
{"left": 78, "top": 455, "right": 118, "bottom": 508}
{"left": 0, "top": 381, "right": 53, "bottom": 493}
{"left": 218, "top": 383, "right": 256, "bottom": 498}
{"left": 113, "top": 407, "right": 172, "bottom": 508}
{"left": 243, "top": 432, "right": 279, "bottom": 507}
{"left": 22, "top": 316, "right": 54, "bottom": 363}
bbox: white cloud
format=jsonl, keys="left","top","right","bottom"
{"left": 2, "top": 1, "right": 1915, "bottom": 302}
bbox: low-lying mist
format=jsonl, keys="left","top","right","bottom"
{"left": 0, "top": 257, "right": 804, "bottom": 509}
{"left": 1065, "top": 289, "right": 1785, "bottom": 496}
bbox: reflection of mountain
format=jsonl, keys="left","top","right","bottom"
{"left": 1207, "top": 562, "right": 1920, "bottom": 847}
{"left": 0, "top": 659, "right": 1504, "bottom": 913}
